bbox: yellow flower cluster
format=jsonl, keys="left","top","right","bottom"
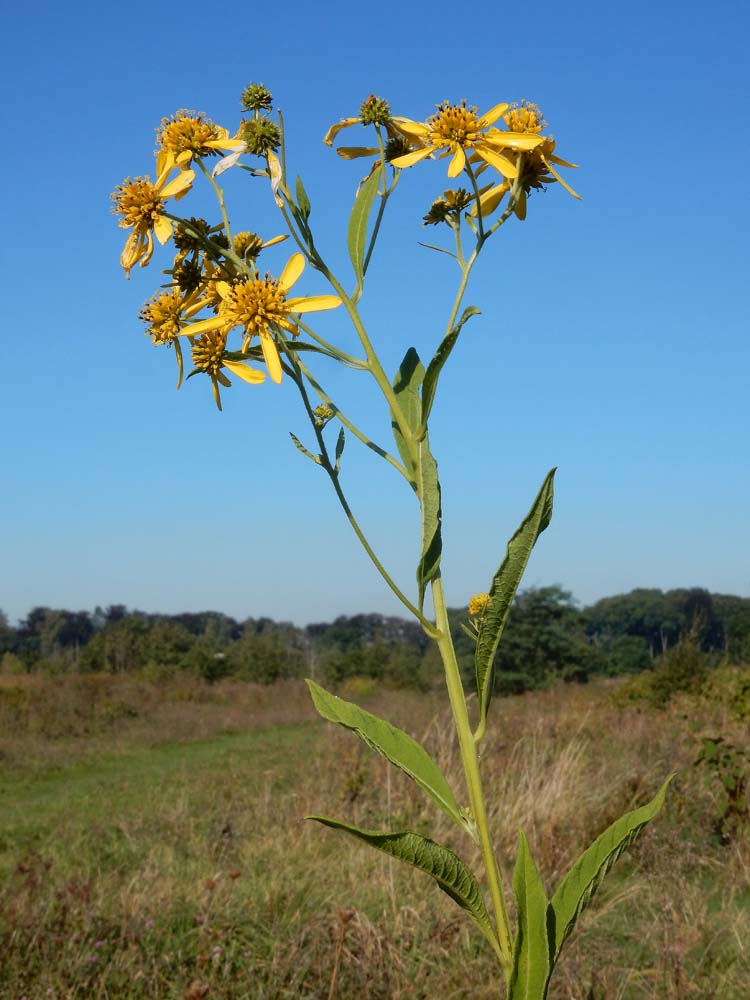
{"left": 112, "top": 105, "right": 341, "bottom": 410}
{"left": 324, "top": 95, "right": 580, "bottom": 221}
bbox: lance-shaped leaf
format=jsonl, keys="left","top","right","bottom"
{"left": 508, "top": 831, "right": 550, "bottom": 1000}
{"left": 475, "top": 470, "right": 555, "bottom": 732}
{"left": 547, "top": 775, "right": 674, "bottom": 965}
{"left": 289, "top": 432, "right": 321, "bottom": 465}
{"left": 295, "top": 175, "right": 311, "bottom": 220}
{"left": 390, "top": 347, "right": 423, "bottom": 479}
{"left": 334, "top": 427, "right": 345, "bottom": 474}
{"left": 420, "top": 306, "right": 481, "bottom": 432}
{"left": 306, "top": 680, "right": 466, "bottom": 830}
{"left": 416, "top": 437, "right": 442, "bottom": 609}
{"left": 307, "top": 817, "right": 498, "bottom": 952}
{"left": 347, "top": 164, "right": 382, "bottom": 287}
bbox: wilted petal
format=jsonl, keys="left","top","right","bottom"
{"left": 323, "top": 118, "right": 360, "bottom": 146}
{"left": 212, "top": 150, "right": 243, "bottom": 178}
{"left": 336, "top": 146, "right": 380, "bottom": 160}
{"left": 267, "top": 150, "right": 283, "bottom": 207}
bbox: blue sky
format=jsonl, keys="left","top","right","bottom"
{"left": 1, "top": 0, "right": 748, "bottom": 626}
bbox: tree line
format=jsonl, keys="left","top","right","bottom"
{"left": 1, "top": 586, "right": 749, "bottom": 691}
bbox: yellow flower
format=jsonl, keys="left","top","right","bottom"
{"left": 422, "top": 188, "right": 473, "bottom": 226}
{"left": 469, "top": 593, "right": 490, "bottom": 617}
{"left": 181, "top": 253, "right": 341, "bottom": 385}
{"left": 190, "top": 330, "right": 266, "bottom": 411}
{"left": 390, "top": 100, "right": 544, "bottom": 179}
{"left": 112, "top": 151, "right": 195, "bottom": 278}
{"left": 323, "top": 94, "right": 421, "bottom": 162}
{"left": 473, "top": 103, "right": 581, "bottom": 220}
{"left": 139, "top": 287, "right": 205, "bottom": 388}
{"left": 157, "top": 110, "right": 246, "bottom": 166}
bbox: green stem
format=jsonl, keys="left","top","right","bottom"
{"left": 431, "top": 575, "right": 513, "bottom": 973}
{"left": 292, "top": 354, "right": 411, "bottom": 481}
{"left": 197, "top": 159, "right": 234, "bottom": 247}
{"left": 289, "top": 360, "right": 436, "bottom": 635}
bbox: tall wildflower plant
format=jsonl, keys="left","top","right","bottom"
{"left": 112, "top": 88, "right": 671, "bottom": 997}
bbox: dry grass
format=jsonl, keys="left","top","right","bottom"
{"left": 0, "top": 673, "right": 748, "bottom": 998}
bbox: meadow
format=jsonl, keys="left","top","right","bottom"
{"left": 1, "top": 671, "right": 748, "bottom": 999}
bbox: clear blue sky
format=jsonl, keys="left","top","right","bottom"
{"left": 2, "top": 0, "right": 748, "bottom": 626}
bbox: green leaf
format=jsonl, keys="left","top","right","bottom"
{"left": 306, "top": 680, "right": 466, "bottom": 830}
{"left": 390, "top": 347, "right": 423, "bottom": 477}
{"left": 417, "top": 241, "right": 457, "bottom": 258}
{"left": 421, "top": 306, "right": 481, "bottom": 431}
{"left": 289, "top": 432, "right": 321, "bottom": 465}
{"left": 307, "top": 817, "right": 498, "bottom": 951}
{"left": 548, "top": 775, "right": 674, "bottom": 963}
{"left": 347, "top": 164, "right": 382, "bottom": 287}
{"left": 334, "top": 427, "right": 345, "bottom": 474}
{"left": 475, "top": 470, "right": 555, "bottom": 732}
{"left": 295, "top": 175, "right": 311, "bottom": 220}
{"left": 508, "top": 831, "right": 550, "bottom": 1000}
{"left": 416, "top": 437, "right": 442, "bottom": 609}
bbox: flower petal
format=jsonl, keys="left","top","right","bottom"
{"left": 279, "top": 253, "right": 305, "bottom": 293}
{"left": 486, "top": 130, "right": 544, "bottom": 151}
{"left": 541, "top": 158, "right": 582, "bottom": 199}
{"left": 390, "top": 146, "right": 434, "bottom": 169}
{"left": 153, "top": 215, "right": 173, "bottom": 245}
{"left": 395, "top": 120, "right": 430, "bottom": 138}
{"left": 336, "top": 146, "right": 381, "bottom": 160}
{"left": 547, "top": 152, "right": 579, "bottom": 169}
{"left": 206, "top": 138, "right": 247, "bottom": 152}
{"left": 261, "top": 234, "right": 289, "bottom": 249}
{"left": 479, "top": 102, "right": 510, "bottom": 127}
{"left": 212, "top": 150, "right": 243, "bottom": 178}
{"left": 161, "top": 169, "right": 195, "bottom": 199}
{"left": 447, "top": 145, "right": 466, "bottom": 178}
{"left": 323, "top": 118, "right": 360, "bottom": 146}
{"left": 286, "top": 294, "right": 342, "bottom": 314}
{"left": 178, "top": 315, "right": 225, "bottom": 336}
{"left": 267, "top": 150, "right": 283, "bottom": 207}
{"left": 223, "top": 360, "right": 266, "bottom": 384}
{"left": 476, "top": 145, "right": 518, "bottom": 178}
{"left": 260, "top": 331, "right": 283, "bottom": 383}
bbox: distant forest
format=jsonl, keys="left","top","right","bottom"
{"left": 2, "top": 587, "right": 749, "bottom": 692}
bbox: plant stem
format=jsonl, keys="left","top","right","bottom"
{"left": 289, "top": 360, "right": 436, "bottom": 635}
{"left": 431, "top": 575, "right": 513, "bottom": 972}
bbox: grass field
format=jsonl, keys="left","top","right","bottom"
{"left": 1, "top": 672, "right": 748, "bottom": 999}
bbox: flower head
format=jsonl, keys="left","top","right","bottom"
{"left": 422, "top": 188, "right": 473, "bottom": 226}
{"left": 472, "top": 103, "right": 581, "bottom": 220}
{"left": 140, "top": 286, "right": 205, "bottom": 387}
{"left": 323, "top": 95, "right": 421, "bottom": 163}
{"left": 157, "top": 110, "right": 245, "bottom": 166}
{"left": 190, "top": 329, "right": 266, "bottom": 411}
{"left": 112, "top": 151, "right": 195, "bottom": 277}
{"left": 469, "top": 593, "right": 490, "bottom": 617}
{"left": 391, "top": 100, "right": 544, "bottom": 179}
{"left": 180, "top": 253, "right": 341, "bottom": 385}
{"left": 241, "top": 82, "right": 273, "bottom": 113}
{"left": 241, "top": 116, "right": 281, "bottom": 156}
